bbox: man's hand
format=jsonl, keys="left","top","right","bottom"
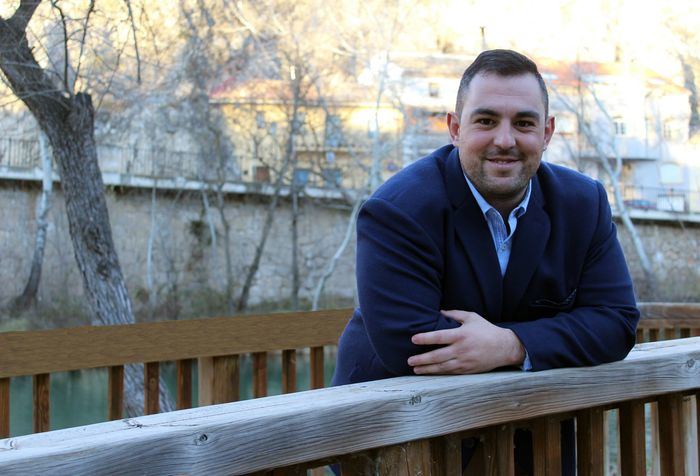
{"left": 407, "top": 310, "right": 526, "bottom": 374}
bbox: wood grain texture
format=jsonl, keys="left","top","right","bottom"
{"left": 198, "top": 357, "right": 214, "bottom": 406}
{"left": 0, "top": 338, "right": 698, "bottom": 475}
{"left": 658, "top": 393, "right": 685, "bottom": 476}
{"left": 145, "top": 362, "right": 159, "bottom": 415}
{"left": 107, "top": 365, "right": 123, "bottom": 420}
{"left": 253, "top": 352, "right": 268, "bottom": 398}
{"left": 638, "top": 303, "right": 700, "bottom": 319}
{"left": 212, "top": 355, "right": 239, "bottom": 404}
{"left": 429, "top": 434, "right": 461, "bottom": 476}
{"left": 481, "top": 424, "right": 514, "bottom": 476}
{"left": 176, "top": 359, "right": 193, "bottom": 410}
{"left": 697, "top": 392, "right": 700, "bottom": 473}
{"left": 532, "top": 416, "right": 560, "bottom": 476}
{"left": 0, "top": 309, "right": 351, "bottom": 377}
{"left": 32, "top": 374, "right": 50, "bottom": 433}
{"left": 310, "top": 347, "right": 324, "bottom": 390}
{"left": 619, "top": 399, "right": 645, "bottom": 476}
{"left": 282, "top": 350, "right": 296, "bottom": 394}
{"left": 0, "top": 378, "right": 9, "bottom": 438}
{"left": 576, "top": 407, "right": 604, "bottom": 476}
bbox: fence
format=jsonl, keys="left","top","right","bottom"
{"left": 0, "top": 303, "right": 699, "bottom": 474}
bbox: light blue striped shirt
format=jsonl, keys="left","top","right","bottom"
{"left": 464, "top": 174, "right": 533, "bottom": 370}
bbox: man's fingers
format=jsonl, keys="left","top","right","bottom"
{"left": 411, "top": 328, "right": 460, "bottom": 346}
{"left": 407, "top": 346, "right": 454, "bottom": 367}
{"left": 412, "top": 359, "right": 461, "bottom": 375}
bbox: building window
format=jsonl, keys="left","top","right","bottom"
{"left": 322, "top": 168, "right": 341, "bottom": 187}
{"left": 325, "top": 114, "right": 343, "bottom": 148}
{"left": 254, "top": 165, "right": 270, "bottom": 183}
{"left": 293, "top": 168, "right": 310, "bottom": 187}
{"left": 613, "top": 117, "right": 626, "bottom": 136}
{"left": 428, "top": 82, "right": 439, "bottom": 98}
{"left": 256, "top": 112, "right": 266, "bottom": 129}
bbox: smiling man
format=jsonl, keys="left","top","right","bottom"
{"left": 332, "top": 49, "right": 639, "bottom": 473}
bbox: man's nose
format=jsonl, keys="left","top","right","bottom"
{"left": 493, "top": 124, "right": 516, "bottom": 149}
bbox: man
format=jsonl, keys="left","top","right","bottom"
{"left": 332, "top": 49, "right": 639, "bottom": 473}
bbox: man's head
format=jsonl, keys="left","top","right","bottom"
{"left": 455, "top": 49, "right": 549, "bottom": 119}
{"left": 447, "top": 49, "right": 555, "bottom": 215}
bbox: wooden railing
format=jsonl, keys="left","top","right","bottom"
{"left": 0, "top": 337, "right": 698, "bottom": 475}
{"left": 0, "top": 303, "right": 698, "bottom": 442}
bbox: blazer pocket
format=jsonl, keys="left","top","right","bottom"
{"left": 530, "top": 288, "right": 577, "bottom": 310}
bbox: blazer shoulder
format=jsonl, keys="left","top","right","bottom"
{"left": 538, "top": 161, "right": 603, "bottom": 207}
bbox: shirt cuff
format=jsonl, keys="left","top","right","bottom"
{"left": 520, "top": 351, "right": 532, "bottom": 371}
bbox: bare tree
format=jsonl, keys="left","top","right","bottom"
{"left": 0, "top": 0, "right": 172, "bottom": 415}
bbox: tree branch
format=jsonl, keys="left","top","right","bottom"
{"left": 6, "top": 0, "right": 41, "bottom": 33}
{"left": 73, "top": 0, "right": 96, "bottom": 91}
{"left": 50, "top": 0, "right": 71, "bottom": 94}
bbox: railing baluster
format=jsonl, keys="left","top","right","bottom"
{"left": 649, "top": 328, "right": 659, "bottom": 342}
{"left": 429, "top": 434, "right": 461, "bottom": 475}
{"left": 636, "top": 328, "right": 644, "bottom": 344}
{"left": 0, "top": 377, "right": 9, "bottom": 438}
{"left": 253, "top": 352, "right": 268, "bottom": 398}
{"left": 532, "top": 416, "right": 560, "bottom": 476}
{"left": 176, "top": 359, "right": 193, "bottom": 410}
{"left": 482, "top": 424, "right": 515, "bottom": 475}
{"left": 33, "top": 373, "right": 50, "bottom": 433}
{"left": 577, "top": 407, "right": 604, "bottom": 475}
{"left": 145, "top": 362, "right": 160, "bottom": 415}
{"left": 658, "top": 393, "right": 685, "bottom": 475}
{"left": 282, "top": 350, "right": 296, "bottom": 394}
{"left": 310, "top": 346, "right": 324, "bottom": 390}
{"left": 108, "top": 365, "right": 124, "bottom": 420}
{"left": 212, "top": 355, "right": 239, "bottom": 404}
{"left": 696, "top": 392, "right": 700, "bottom": 471}
{"left": 619, "top": 399, "right": 646, "bottom": 476}
{"left": 680, "top": 328, "right": 690, "bottom": 338}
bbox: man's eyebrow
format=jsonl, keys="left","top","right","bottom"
{"left": 514, "top": 110, "right": 541, "bottom": 121}
{"left": 469, "top": 108, "right": 499, "bottom": 118}
{"left": 468, "top": 108, "right": 541, "bottom": 122}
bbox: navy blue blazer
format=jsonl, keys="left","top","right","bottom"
{"left": 333, "top": 145, "right": 639, "bottom": 385}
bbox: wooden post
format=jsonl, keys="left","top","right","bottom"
{"left": 0, "top": 377, "right": 9, "bottom": 438}
{"left": 176, "top": 359, "right": 193, "bottom": 410}
{"left": 212, "top": 355, "right": 239, "bottom": 404}
{"left": 342, "top": 439, "right": 435, "bottom": 475}
{"left": 481, "top": 424, "right": 515, "bottom": 475}
{"left": 658, "top": 393, "right": 685, "bottom": 476}
{"left": 619, "top": 399, "right": 646, "bottom": 476}
{"left": 577, "top": 407, "right": 604, "bottom": 476}
{"left": 282, "top": 350, "right": 296, "bottom": 394}
{"left": 107, "top": 365, "right": 124, "bottom": 420}
{"left": 33, "top": 373, "right": 50, "bottom": 433}
{"left": 145, "top": 362, "right": 159, "bottom": 415}
{"left": 310, "top": 347, "right": 324, "bottom": 390}
{"left": 532, "top": 416, "right": 560, "bottom": 476}
{"left": 649, "top": 328, "right": 659, "bottom": 342}
{"left": 635, "top": 328, "right": 644, "bottom": 344}
{"left": 253, "top": 352, "right": 268, "bottom": 398}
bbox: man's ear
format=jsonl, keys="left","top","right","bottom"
{"left": 543, "top": 115, "right": 555, "bottom": 147}
{"left": 447, "top": 112, "right": 460, "bottom": 144}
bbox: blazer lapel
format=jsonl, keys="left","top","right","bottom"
{"left": 502, "top": 175, "right": 550, "bottom": 319}
{"left": 445, "top": 149, "right": 503, "bottom": 321}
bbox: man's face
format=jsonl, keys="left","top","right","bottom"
{"left": 447, "top": 72, "right": 555, "bottom": 209}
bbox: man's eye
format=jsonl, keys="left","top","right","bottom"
{"left": 476, "top": 118, "right": 494, "bottom": 125}
{"left": 516, "top": 120, "right": 535, "bottom": 128}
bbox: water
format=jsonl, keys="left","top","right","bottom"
{"left": 8, "top": 350, "right": 337, "bottom": 437}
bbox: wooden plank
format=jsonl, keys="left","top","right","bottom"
{"left": 33, "top": 373, "right": 50, "bottom": 433}
{"left": 145, "top": 362, "right": 159, "bottom": 415}
{"left": 341, "top": 449, "right": 376, "bottom": 475}
{"left": 253, "top": 352, "right": 268, "bottom": 398}
{"left": 576, "top": 407, "right": 604, "bottom": 476}
{"left": 1, "top": 339, "right": 699, "bottom": 475}
{"left": 697, "top": 392, "right": 700, "bottom": 473}
{"left": 282, "top": 350, "right": 296, "bottom": 394}
{"left": 212, "top": 355, "right": 239, "bottom": 404}
{"left": 107, "top": 365, "right": 124, "bottom": 420}
{"left": 658, "top": 393, "right": 685, "bottom": 476}
{"left": 198, "top": 357, "right": 214, "bottom": 407}
{"left": 619, "top": 399, "right": 645, "bottom": 476}
{"left": 480, "top": 424, "right": 515, "bottom": 476}
{"left": 638, "top": 303, "right": 700, "bottom": 319}
{"left": 0, "top": 309, "right": 351, "bottom": 378}
{"left": 680, "top": 328, "right": 691, "bottom": 339}
{"left": 635, "top": 328, "right": 644, "bottom": 344}
{"left": 310, "top": 347, "right": 324, "bottom": 390}
{"left": 376, "top": 439, "right": 433, "bottom": 475}
{"left": 532, "top": 416, "right": 560, "bottom": 475}
{"left": 0, "top": 377, "right": 9, "bottom": 438}
{"left": 176, "top": 359, "right": 193, "bottom": 410}
{"left": 649, "top": 401, "right": 660, "bottom": 476}
{"left": 649, "top": 328, "right": 659, "bottom": 342}
{"left": 429, "top": 434, "right": 461, "bottom": 476}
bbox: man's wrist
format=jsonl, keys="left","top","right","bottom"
{"left": 503, "top": 329, "right": 526, "bottom": 366}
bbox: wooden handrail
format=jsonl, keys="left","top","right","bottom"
{"left": 0, "top": 338, "right": 698, "bottom": 474}
{"left": 0, "top": 308, "right": 352, "bottom": 378}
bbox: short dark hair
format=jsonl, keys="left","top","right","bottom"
{"left": 455, "top": 49, "right": 549, "bottom": 118}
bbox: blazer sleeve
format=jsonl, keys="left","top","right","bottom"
{"left": 500, "top": 182, "right": 640, "bottom": 370}
{"left": 356, "top": 197, "right": 460, "bottom": 375}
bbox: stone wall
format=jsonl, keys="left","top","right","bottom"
{"left": 0, "top": 181, "right": 697, "bottom": 324}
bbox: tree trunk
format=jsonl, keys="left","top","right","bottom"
{"left": 679, "top": 55, "right": 700, "bottom": 139}
{"left": 290, "top": 189, "right": 300, "bottom": 310}
{"left": 11, "top": 130, "right": 52, "bottom": 311}
{"left": 0, "top": 5, "right": 173, "bottom": 415}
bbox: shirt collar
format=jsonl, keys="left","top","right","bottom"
{"left": 463, "top": 173, "right": 532, "bottom": 218}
